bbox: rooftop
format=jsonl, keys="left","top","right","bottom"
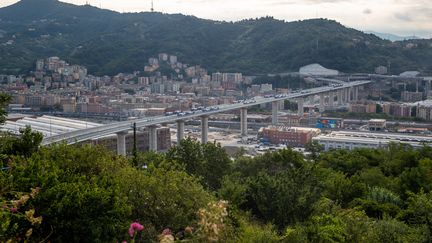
{"left": 261, "top": 125, "right": 321, "bottom": 133}
{"left": 314, "top": 131, "right": 432, "bottom": 146}
{"left": 1, "top": 114, "right": 101, "bottom": 138}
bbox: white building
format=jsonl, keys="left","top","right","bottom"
{"left": 399, "top": 71, "right": 420, "bottom": 78}
{"left": 261, "top": 83, "right": 273, "bottom": 92}
{"left": 169, "top": 55, "right": 178, "bottom": 65}
{"left": 299, "top": 64, "right": 339, "bottom": 76}
{"left": 313, "top": 131, "right": 432, "bottom": 151}
{"left": 158, "top": 53, "right": 168, "bottom": 62}
{"left": 375, "top": 66, "right": 388, "bottom": 75}
{"left": 0, "top": 115, "right": 101, "bottom": 138}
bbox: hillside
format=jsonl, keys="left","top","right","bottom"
{"left": 365, "top": 31, "right": 422, "bottom": 42}
{"left": 0, "top": 0, "right": 431, "bottom": 75}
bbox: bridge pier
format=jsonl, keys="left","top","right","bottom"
{"left": 344, "top": 88, "right": 349, "bottom": 103}
{"left": 329, "top": 92, "right": 335, "bottom": 107}
{"left": 240, "top": 108, "right": 248, "bottom": 137}
{"left": 353, "top": 87, "right": 359, "bottom": 101}
{"left": 176, "top": 120, "right": 185, "bottom": 143}
{"left": 201, "top": 115, "right": 209, "bottom": 144}
{"left": 149, "top": 125, "right": 158, "bottom": 152}
{"left": 319, "top": 93, "right": 325, "bottom": 112}
{"left": 116, "top": 131, "right": 128, "bottom": 156}
{"left": 425, "top": 80, "right": 431, "bottom": 96}
{"left": 337, "top": 89, "right": 343, "bottom": 105}
{"left": 297, "top": 98, "right": 304, "bottom": 116}
{"left": 272, "top": 101, "right": 279, "bottom": 125}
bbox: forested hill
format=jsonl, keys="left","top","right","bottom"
{"left": 0, "top": 0, "right": 431, "bottom": 75}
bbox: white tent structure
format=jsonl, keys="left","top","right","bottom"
{"left": 399, "top": 71, "right": 420, "bottom": 78}
{"left": 299, "top": 64, "right": 339, "bottom": 76}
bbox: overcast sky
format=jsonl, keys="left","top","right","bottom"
{"left": 1, "top": 0, "right": 431, "bottom": 37}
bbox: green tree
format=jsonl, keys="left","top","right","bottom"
{"left": 0, "top": 93, "right": 11, "bottom": 125}
{"left": 10, "top": 126, "right": 43, "bottom": 158}
{"left": 237, "top": 220, "right": 280, "bottom": 243}
{"left": 115, "top": 165, "right": 213, "bottom": 235}
{"left": 166, "top": 137, "right": 231, "bottom": 190}
{"left": 3, "top": 144, "right": 132, "bottom": 242}
{"left": 218, "top": 173, "right": 248, "bottom": 208}
{"left": 322, "top": 170, "right": 366, "bottom": 207}
{"left": 245, "top": 168, "right": 322, "bottom": 229}
{"left": 305, "top": 140, "right": 324, "bottom": 161}
{"left": 365, "top": 218, "right": 425, "bottom": 243}
{"left": 233, "top": 148, "right": 306, "bottom": 177}
{"left": 402, "top": 190, "right": 432, "bottom": 241}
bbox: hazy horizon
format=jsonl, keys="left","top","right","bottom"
{"left": 0, "top": 0, "right": 431, "bottom": 38}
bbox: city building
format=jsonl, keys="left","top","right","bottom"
{"left": 416, "top": 100, "right": 432, "bottom": 121}
{"left": 401, "top": 91, "right": 423, "bottom": 102}
{"left": 368, "top": 119, "right": 387, "bottom": 131}
{"left": 169, "top": 55, "right": 178, "bottom": 65}
{"left": 349, "top": 102, "right": 377, "bottom": 113}
{"left": 261, "top": 83, "right": 273, "bottom": 92}
{"left": 258, "top": 125, "right": 321, "bottom": 147}
{"left": 158, "top": 53, "right": 169, "bottom": 62}
{"left": 382, "top": 103, "right": 413, "bottom": 118}
{"left": 313, "top": 131, "right": 432, "bottom": 151}
{"left": 150, "top": 83, "right": 165, "bottom": 94}
{"left": 211, "top": 72, "right": 223, "bottom": 82}
{"left": 375, "top": 66, "right": 388, "bottom": 75}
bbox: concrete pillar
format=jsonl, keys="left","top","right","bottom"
{"left": 329, "top": 92, "right": 335, "bottom": 107}
{"left": 240, "top": 108, "right": 248, "bottom": 137}
{"left": 148, "top": 125, "right": 157, "bottom": 152}
{"left": 298, "top": 98, "right": 304, "bottom": 116}
{"left": 201, "top": 116, "right": 209, "bottom": 144}
{"left": 319, "top": 93, "right": 325, "bottom": 112}
{"left": 176, "top": 120, "right": 185, "bottom": 143}
{"left": 345, "top": 88, "right": 350, "bottom": 103}
{"left": 348, "top": 88, "right": 353, "bottom": 102}
{"left": 425, "top": 80, "right": 431, "bottom": 96}
{"left": 116, "top": 131, "right": 128, "bottom": 156}
{"left": 337, "top": 89, "right": 343, "bottom": 105}
{"left": 353, "top": 87, "right": 359, "bottom": 101}
{"left": 272, "top": 101, "right": 279, "bottom": 125}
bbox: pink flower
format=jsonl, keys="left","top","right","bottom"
{"left": 131, "top": 222, "right": 144, "bottom": 231}
{"left": 10, "top": 207, "right": 18, "bottom": 213}
{"left": 128, "top": 222, "right": 144, "bottom": 237}
{"left": 128, "top": 227, "right": 135, "bottom": 237}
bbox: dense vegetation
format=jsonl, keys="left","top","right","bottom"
{"left": 0, "top": 0, "right": 432, "bottom": 75}
{"left": 2, "top": 122, "right": 432, "bottom": 242}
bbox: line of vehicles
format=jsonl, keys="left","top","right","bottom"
{"left": 330, "top": 83, "right": 344, "bottom": 87}
{"left": 165, "top": 106, "right": 220, "bottom": 117}
{"left": 165, "top": 83, "right": 349, "bottom": 117}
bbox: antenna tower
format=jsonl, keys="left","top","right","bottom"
{"left": 151, "top": 0, "right": 154, "bottom": 12}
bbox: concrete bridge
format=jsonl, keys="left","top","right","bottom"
{"left": 42, "top": 81, "right": 370, "bottom": 155}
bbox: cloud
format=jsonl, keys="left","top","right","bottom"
{"left": 363, "top": 8, "right": 372, "bottom": 14}
{"left": 394, "top": 13, "right": 413, "bottom": 22}
{"left": 417, "top": 7, "right": 432, "bottom": 18}
{"left": 394, "top": 7, "right": 432, "bottom": 23}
